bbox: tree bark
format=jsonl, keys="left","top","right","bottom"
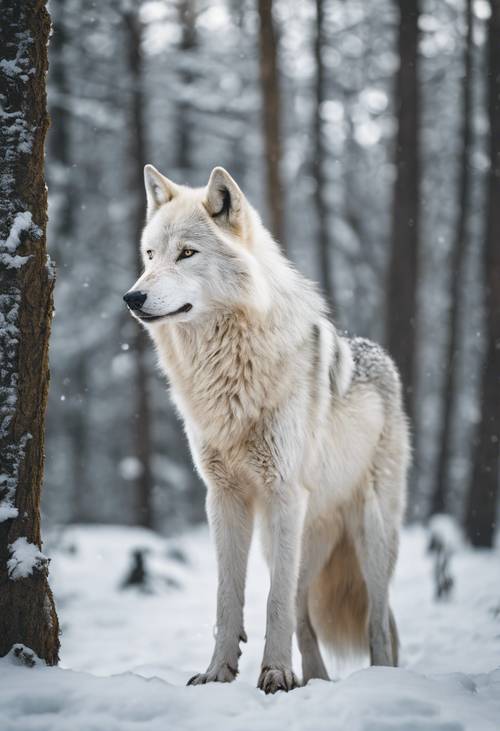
{"left": 124, "top": 6, "right": 155, "bottom": 530}
{"left": 465, "top": 0, "right": 500, "bottom": 547}
{"left": 312, "top": 0, "right": 334, "bottom": 311}
{"left": 386, "top": 0, "right": 420, "bottom": 422}
{"left": 258, "top": 0, "right": 286, "bottom": 251}
{"left": 0, "top": 0, "right": 60, "bottom": 663}
{"left": 430, "top": 0, "right": 474, "bottom": 518}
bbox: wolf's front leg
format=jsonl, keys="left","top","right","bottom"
{"left": 188, "top": 487, "right": 253, "bottom": 686}
{"left": 258, "top": 484, "right": 306, "bottom": 694}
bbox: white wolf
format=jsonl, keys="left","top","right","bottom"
{"left": 124, "top": 165, "right": 410, "bottom": 694}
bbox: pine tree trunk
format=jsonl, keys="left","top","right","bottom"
{"left": 258, "top": 0, "right": 286, "bottom": 252}
{"left": 124, "top": 6, "right": 154, "bottom": 530}
{"left": 48, "top": 0, "right": 90, "bottom": 524}
{"left": 48, "top": 0, "right": 74, "bottom": 247}
{"left": 175, "top": 0, "right": 196, "bottom": 176}
{"left": 0, "top": 0, "right": 60, "bottom": 663}
{"left": 465, "top": 0, "right": 500, "bottom": 547}
{"left": 430, "top": 0, "right": 474, "bottom": 518}
{"left": 386, "top": 0, "right": 420, "bottom": 421}
{"left": 312, "top": 0, "right": 334, "bottom": 311}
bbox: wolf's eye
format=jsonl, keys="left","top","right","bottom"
{"left": 146, "top": 249, "right": 154, "bottom": 260}
{"left": 177, "top": 248, "right": 197, "bottom": 261}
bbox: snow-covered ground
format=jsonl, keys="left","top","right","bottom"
{"left": 1, "top": 524, "right": 499, "bottom": 730}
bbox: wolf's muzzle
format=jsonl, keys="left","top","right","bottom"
{"left": 123, "top": 290, "right": 147, "bottom": 310}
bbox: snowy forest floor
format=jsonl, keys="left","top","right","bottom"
{"left": 1, "top": 524, "right": 499, "bottom": 731}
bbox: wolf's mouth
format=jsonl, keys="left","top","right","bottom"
{"left": 134, "top": 303, "right": 192, "bottom": 322}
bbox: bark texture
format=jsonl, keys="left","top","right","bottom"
{"left": 386, "top": 0, "right": 420, "bottom": 421}
{"left": 465, "top": 0, "right": 500, "bottom": 547}
{"left": 258, "top": 0, "right": 286, "bottom": 251}
{"left": 0, "top": 1, "right": 60, "bottom": 663}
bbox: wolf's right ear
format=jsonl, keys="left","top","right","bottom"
{"left": 204, "top": 167, "right": 243, "bottom": 231}
{"left": 144, "top": 164, "right": 178, "bottom": 220}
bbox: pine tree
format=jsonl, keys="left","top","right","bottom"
{"left": 465, "top": 0, "right": 500, "bottom": 547}
{"left": 431, "top": 0, "right": 474, "bottom": 518}
{"left": 124, "top": 3, "right": 155, "bottom": 530}
{"left": 386, "top": 0, "right": 421, "bottom": 421}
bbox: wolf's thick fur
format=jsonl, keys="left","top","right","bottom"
{"left": 125, "top": 165, "right": 410, "bottom": 693}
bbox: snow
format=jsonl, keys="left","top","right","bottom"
{"left": 0, "top": 211, "right": 34, "bottom": 268}
{"left": 0, "top": 524, "right": 498, "bottom": 730}
{"left": 0, "top": 58, "right": 24, "bottom": 78}
{"left": 119, "top": 456, "right": 144, "bottom": 480}
{"left": 7, "top": 536, "right": 48, "bottom": 580}
{"left": 0, "top": 252, "right": 31, "bottom": 269}
{"left": 429, "top": 513, "right": 463, "bottom": 553}
{"left": 4, "top": 212, "right": 37, "bottom": 247}
{"left": 0, "top": 504, "right": 19, "bottom": 522}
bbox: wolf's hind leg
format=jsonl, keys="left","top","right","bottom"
{"left": 389, "top": 606, "right": 400, "bottom": 666}
{"left": 296, "top": 602, "right": 329, "bottom": 683}
{"left": 351, "top": 488, "right": 397, "bottom": 667}
{"left": 296, "top": 531, "right": 331, "bottom": 683}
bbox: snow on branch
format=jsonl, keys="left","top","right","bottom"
{"left": 7, "top": 537, "right": 48, "bottom": 580}
{"left": 0, "top": 211, "right": 37, "bottom": 269}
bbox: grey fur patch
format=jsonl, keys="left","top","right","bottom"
{"left": 349, "top": 336, "right": 401, "bottom": 405}
{"left": 308, "top": 324, "right": 322, "bottom": 419}
{"left": 329, "top": 334, "right": 342, "bottom": 396}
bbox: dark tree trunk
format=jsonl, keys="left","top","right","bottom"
{"left": 47, "top": 0, "right": 74, "bottom": 247}
{"left": 0, "top": 0, "right": 60, "bottom": 663}
{"left": 430, "top": 0, "right": 474, "bottom": 518}
{"left": 465, "top": 0, "right": 500, "bottom": 547}
{"left": 312, "top": 0, "right": 333, "bottom": 311}
{"left": 258, "top": 0, "right": 286, "bottom": 251}
{"left": 175, "top": 0, "right": 197, "bottom": 177}
{"left": 386, "top": 0, "right": 420, "bottom": 421}
{"left": 124, "top": 7, "right": 155, "bottom": 530}
{"left": 68, "top": 359, "right": 90, "bottom": 523}
{"left": 48, "top": 0, "right": 90, "bottom": 524}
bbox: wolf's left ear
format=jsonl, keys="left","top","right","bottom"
{"left": 144, "top": 164, "right": 178, "bottom": 220}
{"left": 204, "top": 167, "right": 243, "bottom": 230}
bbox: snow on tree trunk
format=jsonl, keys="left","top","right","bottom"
{"left": 464, "top": 0, "right": 500, "bottom": 548}
{"left": 0, "top": 0, "right": 60, "bottom": 663}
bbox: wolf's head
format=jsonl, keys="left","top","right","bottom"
{"left": 124, "top": 166, "right": 273, "bottom": 326}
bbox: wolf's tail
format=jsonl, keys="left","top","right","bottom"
{"left": 307, "top": 533, "right": 400, "bottom": 665}
{"left": 308, "top": 532, "right": 369, "bottom": 658}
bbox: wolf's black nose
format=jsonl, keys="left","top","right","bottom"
{"left": 123, "top": 290, "right": 147, "bottom": 310}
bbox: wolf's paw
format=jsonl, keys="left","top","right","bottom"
{"left": 187, "top": 663, "right": 237, "bottom": 686}
{"left": 257, "top": 665, "right": 299, "bottom": 694}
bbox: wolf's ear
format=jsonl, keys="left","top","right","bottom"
{"left": 144, "top": 164, "right": 178, "bottom": 219}
{"left": 204, "top": 167, "right": 243, "bottom": 230}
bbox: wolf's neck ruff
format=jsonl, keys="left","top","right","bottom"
{"left": 152, "top": 304, "right": 309, "bottom": 449}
